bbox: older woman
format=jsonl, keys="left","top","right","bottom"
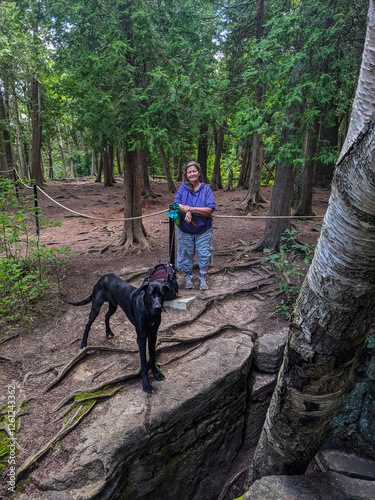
{"left": 173, "top": 161, "right": 215, "bottom": 290}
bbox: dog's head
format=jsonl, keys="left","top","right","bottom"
{"left": 140, "top": 282, "right": 168, "bottom": 315}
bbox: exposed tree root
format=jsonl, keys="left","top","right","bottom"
{"left": 23, "top": 362, "right": 66, "bottom": 385}
{"left": 0, "top": 332, "right": 22, "bottom": 346}
{"left": 159, "top": 279, "right": 273, "bottom": 334}
{"left": 54, "top": 323, "right": 256, "bottom": 412}
{"left": 84, "top": 360, "right": 117, "bottom": 386}
{"left": 16, "top": 401, "right": 97, "bottom": 484}
{"left": 208, "top": 258, "right": 265, "bottom": 276}
{"left": 53, "top": 369, "right": 142, "bottom": 411}
{"left": 0, "top": 356, "right": 12, "bottom": 362}
{"left": 54, "top": 386, "right": 123, "bottom": 422}
{"left": 44, "top": 346, "right": 128, "bottom": 393}
{"left": 159, "top": 322, "right": 256, "bottom": 345}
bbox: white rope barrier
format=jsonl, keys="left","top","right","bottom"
{"left": 11, "top": 171, "right": 325, "bottom": 222}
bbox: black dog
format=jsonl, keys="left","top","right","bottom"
{"left": 69, "top": 273, "right": 168, "bottom": 393}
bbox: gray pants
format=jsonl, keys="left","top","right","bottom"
{"left": 176, "top": 228, "right": 213, "bottom": 274}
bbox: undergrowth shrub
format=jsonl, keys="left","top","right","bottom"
{"left": 0, "top": 176, "right": 72, "bottom": 332}
{"left": 262, "top": 228, "right": 316, "bottom": 318}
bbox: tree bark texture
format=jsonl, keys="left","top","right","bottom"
{"left": 116, "top": 148, "right": 122, "bottom": 176}
{"left": 11, "top": 85, "right": 28, "bottom": 177}
{"left": 0, "top": 89, "right": 14, "bottom": 176}
{"left": 30, "top": 78, "right": 45, "bottom": 186}
{"left": 251, "top": 1, "right": 375, "bottom": 479}
{"left": 252, "top": 112, "right": 375, "bottom": 481}
{"left": 119, "top": 148, "right": 148, "bottom": 250}
{"left": 294, "top": 119, "right": 319, "bottom": 216}
{"left": 139, "top": 148, "right": 156, "bottom": 198}
{"left": 102, "top": 149, "right": 113, "bottom": 187}
{"left": 237, "top": 136, "right": 251, "bottom": 188}
{"left": 340, "top": 0, "right": 375, "bottom": 160}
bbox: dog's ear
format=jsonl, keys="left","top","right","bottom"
{"left": 140, "top": 282, "right": 149, "bottom": 292}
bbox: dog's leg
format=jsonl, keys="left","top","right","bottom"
{"left": 137, "top": 333, "right": 153, "bottom": 393}
{"left": 149, "top": 323, "right": 165, "bottom": 382}
{"left": 104, "top": 301, "right": 117, "bottom": 339}
{"left": 80, "top": 297, "right": 105, "bottom": 349}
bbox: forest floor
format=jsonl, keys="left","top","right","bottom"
{"left": 0, "top": 178, "right": 331, "bottom": 499}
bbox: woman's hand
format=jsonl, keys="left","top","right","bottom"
{"left": 179, "top": 204, "right": 191, "bottom": 213}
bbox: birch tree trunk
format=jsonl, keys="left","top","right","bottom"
{"left": 251, "top": 0, "right": 375, "bottom": 480}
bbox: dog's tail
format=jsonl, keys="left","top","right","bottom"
{"left": 68, "top": 295, "right": 93, "bottom": 306}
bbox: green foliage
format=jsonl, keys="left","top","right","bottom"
{"left": 262, "top": 228, "right": 316, "bottom": 318}
{"left": 0, "top": 177, "right": 72, "bottom": 331}
{"left": 366, "top": 336, "right": 375, "bottom": 349}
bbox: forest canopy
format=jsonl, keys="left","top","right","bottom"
{"left": 0, "top": 0, "right": 368, "bottom": 189}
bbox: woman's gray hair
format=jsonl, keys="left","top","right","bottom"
{"left": 183, "top": 161, "right": 203, "bottom": 188}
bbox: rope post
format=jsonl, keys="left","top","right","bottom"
{"left": 13, "top": 169, "right": 19, "bottom": 199}
{"left": 168, "top": 205, "right": 176, "bottom": 267}
{"left": 33, "top": 184, "right": 40, "bottom": 236}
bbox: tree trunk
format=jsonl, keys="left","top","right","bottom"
{"left": 294, "top": 119, "right": 320, "bottom": 216}
{"left": 116, "top": 148, "right": 122, "bottom": 176}
{"left": 239, "top": 0, "right": 266, "bottom": 206}
{"left": 108, "top": 144, "right": 116, "bottom": 183}
{"left": 102, "top": 148, "right": 113, "bottom": 187}
{"left": 177, "top": 156, "right": 183, "bottom": 182}
{"left": 47, "top": 141, "right": 54, "bottom": 179}
{"left": 91, "top": 150, "right": 97, "bottom": 176}
{"left": 251, "top": 158, "right": 296, "bottom": 252}
{"left": 64, "top": 125, "right": 76, "bottom": 178}
{"left": 119, "top": 148, "right": 149, "bottom": 250}
{"left": 239, "top": 132, "right": 267, "bottom": 208}
{"left": 30, "top": 78, "right": 45, "bottom": 186}
{"left": 0, "top": 89, "right": 13, "bottom": 177}
{"left": 237, "top": 137, "right": 251, "bottom": 188}
{"left": 210, "top": 126, "right": 224, "bottom": 191}
{"left": 314, "top": 117, "right": 339, "bottom": 188}
{"left": 57, "top": 122, "right": 68, "bottom": 179}
{"left": 95, "top": 153, "right": 103, "bottom": 182}
{"left": 251, "top": 0, "right": 375, "bottom": 481}
{"left": 139, "top": 148, "right": 157, "bottom": 198}
{"left": 158, "top": 146, "right": 176, "bottom": 193}
{"left": 197, "top": 124, "right": 209, "bottom": 183}
{"left": 11, "top": 85, "right": 27, "bottom": 177}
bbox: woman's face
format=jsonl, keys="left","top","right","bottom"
{"left": 186, "top": 165, "right": 199, "bottom": 184}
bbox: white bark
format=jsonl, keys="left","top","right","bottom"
{"left": 251, "top": 0, "right": 375, "bottom": 480}
{"left": 340, "top": 0, "right": 375, "bottom": 160}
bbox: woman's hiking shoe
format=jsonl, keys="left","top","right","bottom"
{"left": 199, "top": 276, "right": 208, "bottom": 290}
{"left": 185, "top": 275, "right": 194, "bottom": 289}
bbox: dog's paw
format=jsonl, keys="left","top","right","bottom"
{"left": 106, "top": 331, "right": 114, "bottom": 339}
{"left": 80, "top": 343, "right": 87, "bottom": 349}
{"left": 142, "top": 382, "right": 153, "bottom": 393}
{"left": 154, "top": 371, "right": 165, "bottom": 382}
